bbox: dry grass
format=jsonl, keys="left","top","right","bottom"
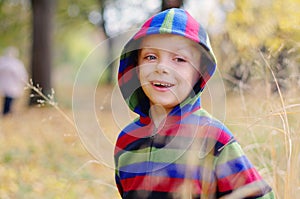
{"left": 0, "top": 77, "right": 299, "bottom": 198}
{"left": 0, "top": 93, "right": 120, "bottom": 198}
{"left": 224, "top": 82, "right": 300, "bottom": 198}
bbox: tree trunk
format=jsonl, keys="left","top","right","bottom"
{"left": 98, "top": 0, "right": 114, "bottom": 84}
{"left": 161, "top": 0, "right": 183, "bottom": 11}
{"left": 29, "top": 0, "right": 55, "bottom": 105}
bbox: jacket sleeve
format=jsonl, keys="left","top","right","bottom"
{"left": 115, "top": 168, "right": 124, "bottom": 197}
{"left": 215, "top": 141, "right": 275, "bottom": 198}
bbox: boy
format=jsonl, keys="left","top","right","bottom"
{"left": 115, "top": 8, "right": 274, "bottom": 199}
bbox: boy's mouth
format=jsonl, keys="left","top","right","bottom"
{"left": 152, "top": 81, "right": 174, "bottom": 88}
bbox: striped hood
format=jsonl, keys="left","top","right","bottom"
{"left": 118, "top": 8, "right": 217, "bottom": 118}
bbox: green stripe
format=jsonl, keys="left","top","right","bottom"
{"left": 151, "top": 148, "right": 216, "bottom": 168}
{"left": 217, "top": 142, "right": 245, "bottom": 165}
{"left": 118, "top": 147, "right": 216, "bottom": 168}
{"left": 193, "top": 108, "right": 213, "bottom": 118}
{"left": 118, "top": 148, "right": 150, "bottom": 167}
{"left": 128, "top": 91, "right": 140, "bottom": 111}
{"left": 159, "top": 9, "right": 174, "bottom": 33}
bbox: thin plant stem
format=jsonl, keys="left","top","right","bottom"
{"left": 259, "top": 51, "right": 292, "bottom": 198}
{"left": 26, "top": 80, "right": 76, "bottom": 128}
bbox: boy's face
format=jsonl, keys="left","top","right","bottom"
{"left": 138, "top": 34, "right": 201, "bottom": 113}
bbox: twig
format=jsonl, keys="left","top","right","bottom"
{"left": 26, "top": 79, "right": 75, "bottom": 128}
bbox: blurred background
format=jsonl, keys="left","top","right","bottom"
{"left": 0, "top": 0, "right": 299, "bottom": 198}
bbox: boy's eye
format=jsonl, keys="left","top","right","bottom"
{"left": 145, "top": 55, "right": 157, "bottom": 61}
{"left": 174, "top": 57, "right": 186, "bottom": 63}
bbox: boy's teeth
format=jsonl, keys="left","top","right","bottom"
{"left": 153, "top": 82, "right": 172, "bottom": 87}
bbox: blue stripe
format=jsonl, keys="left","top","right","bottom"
{"left": 119, "top": 162, "right": 214, "bottom": 181}
{"left": 208, "top": 62, "right": 216, "bottom": 76}
{"left": 118, "top": 121, "right": 144, "bottom": 138}
{"left": 119, "top": 162, "right": 150, "bottom": 178}
{"left": 180, "top": 115, "right": 211, "bottom": 125}
{"left": 119, "top": 162, "right": 215, "bottom": 182}
{"left": 198, "top": 26, "right": 207, "bottom": 47}
{"left": 146, "top": 10, "right": 167, "bottom": 35}
{"left": 119, "top": 58, "right": 129, "bottom": 73}
{"left": 172, "top": 9, "right": 187, "bottom": 35}
{"left": 216, "top": 155, "right": 253, "bottom": 178}
{"left": 170, "top": 97, "right": 200, "bottom": 116}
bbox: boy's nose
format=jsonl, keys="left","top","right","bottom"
{"left": 155, "top": 59, "right": 170, "bottom": 74}
{"left": 155, "top": 64, "right": 168, "bottom": 74}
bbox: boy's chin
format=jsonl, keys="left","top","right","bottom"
{"left": 150, "top": 101, "right": 179, "bottom": 111}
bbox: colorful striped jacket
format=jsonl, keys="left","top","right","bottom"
{"left": 115, "top": 8, "right": 274, "bottom": 199}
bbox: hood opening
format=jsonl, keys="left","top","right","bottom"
{"left": 117, "top": 8, "right": 217, "bottom": 116}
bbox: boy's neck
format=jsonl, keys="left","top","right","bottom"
{"left": 149, "top": 104, "right": 169, "bottom": 127}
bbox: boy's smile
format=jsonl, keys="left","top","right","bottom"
{"left": 138, "top": 34, "right": 202, "bottom": 114}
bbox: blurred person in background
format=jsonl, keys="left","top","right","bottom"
{"left": 0, "top": 46, "right": 28, "bottom": 116}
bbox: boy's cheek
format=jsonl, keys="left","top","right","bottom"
{"left": 136, "top": 64, "right": 150, "bottom": 79}
{"left": 136, "top": 64, "right": 150, "bottom": 80}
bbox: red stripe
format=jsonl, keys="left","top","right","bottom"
{"left": 184, "top": 11, "right": 200, "bottom": 43}
{"left": 196, "top": 125, "right": 232, "bottom": 145}
{"left": 115, "top": 134, "right": 141, "bottom": 155}
{"left": 115, "top": 122, "right": 232, "bottom": 155}
{"left": 200, "top": 79, "right": 207, "bottom": 89}
{"left": 115, "top": 135, "right": 138, "bottom": 155}
{"left": 116, "top": 124, "right": 231, "bottom": 145}
{"left": 118, "top": 64, "right": 135, "bottom": 85}
{"left": 134, "top": 17, "right": 154, "bottom": 40}
{"left": 217, "top": 168, "right": 262, "bottom": 192}
{"left": 115, "top": 126, "right": 153, "bottom": 155}
{"left": 155, "top": 124, "right": 231, "bottom": 145}
{"left": 121, "top": 175, "right": 203, "bottom": 193}
{"left": 140, "top": 116, "right": 151, "bottom": 125}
